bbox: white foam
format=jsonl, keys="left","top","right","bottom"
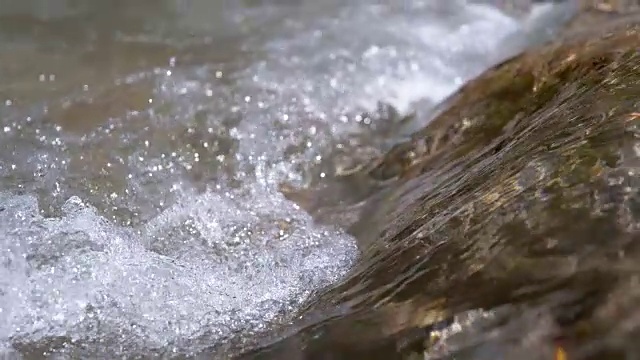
{"left": 0, "top": 189, "right": 357, "bottom": 354}
{"left": 233, "top": 1, "right": 571, "bottom": 150}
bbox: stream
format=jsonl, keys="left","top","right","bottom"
{"left": 0, "top": 0, "right": 574, "bottom": 358}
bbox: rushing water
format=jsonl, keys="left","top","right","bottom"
{"left": 0, "top": 0, "right": 574, "bottom": 358}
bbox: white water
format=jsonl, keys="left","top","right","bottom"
{"left": 0, "top": 0, "right": 573, "bottom": 357}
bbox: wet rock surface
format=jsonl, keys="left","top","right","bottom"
{"left": 271, "top": 12, "right": 640, "bottom": 360}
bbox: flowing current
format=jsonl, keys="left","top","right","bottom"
{"left": 0, "top": 0, "right": 573, "bottom": 357}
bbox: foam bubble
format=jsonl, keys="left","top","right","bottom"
{"left": 0, "top": 190, "right": 357, "bottom": 355}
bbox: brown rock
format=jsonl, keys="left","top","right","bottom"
{"left": 243, "top": 11, "right": 640, "bottom": 360}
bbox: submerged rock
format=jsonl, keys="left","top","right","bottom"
{"left": 244, "top": 10, "right": 640, "bottom": 360}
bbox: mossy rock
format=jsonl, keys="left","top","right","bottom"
{"left": 237, "top": 15, "right": 640, "bottom": 360}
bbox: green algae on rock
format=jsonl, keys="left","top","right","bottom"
{"left": 259, "top": 15, "right": 640, "bottom": 360}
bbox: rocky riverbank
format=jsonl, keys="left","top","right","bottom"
{"left": 255, "top": 6, "right": 640, "bottom": 360}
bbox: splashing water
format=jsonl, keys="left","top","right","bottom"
{"left": 0, "top": 0, "right": 573, "bottom": 357}
{"left": 0, "top": 188, "right": 355, "bottom": 356}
